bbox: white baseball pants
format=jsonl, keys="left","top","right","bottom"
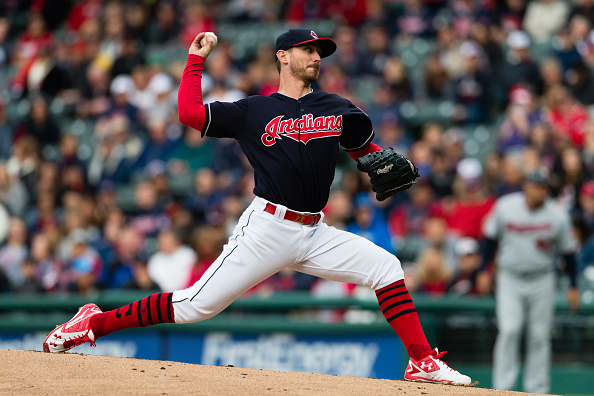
{"left": 492, "top": 270, "right": 555, "bottom": 394}
{"left": 172, "top": 196, "right": 404, "bottom": 323}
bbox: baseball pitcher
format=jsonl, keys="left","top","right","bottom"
{"left": 43, "top": 29, "right": 471, "bottom": 385}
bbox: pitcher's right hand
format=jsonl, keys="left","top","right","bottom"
{"left": 189, "top": 32, "right": 216, "bottom": 58}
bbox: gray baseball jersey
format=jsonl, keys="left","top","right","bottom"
{"left": 483, "top": 192, "right": 577, "bottom": 273}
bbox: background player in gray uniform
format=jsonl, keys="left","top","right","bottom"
{"left": 481, "top": 167, "right": 580, "bottom": 394}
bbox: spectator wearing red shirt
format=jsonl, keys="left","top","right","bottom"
{"left": 11, "top": 12, "right": 54, "bottom": 68}
{"left": 285, "top": 0, "right": 366, "bottom": 26}
{"left": 10, "top": 13, "right": 55, "bottom": 96}
{"left": 545, "top": 84, "right": 588, "bottom": 147}
{"left": 66, "top": 0, "right": 103, "bottom": 32}
{"left": 431, "top": 158, "right": 495, "bottom": 239}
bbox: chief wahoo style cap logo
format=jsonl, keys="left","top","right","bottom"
{"left": 275, "top": 28, "right": 337, "bottom": 59}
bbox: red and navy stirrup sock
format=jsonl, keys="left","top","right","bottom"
{"left": 90, "top": 284, "right": 430, "bottom": 361}
{"left": 376, "top": 280, "right": 432, "bottom": 360}
{"left": 90, "top": 292, "right": 175, "bottom": 338}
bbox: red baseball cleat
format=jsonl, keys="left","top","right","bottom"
{"left": 404, "top": 348, "right": 472, "bottom": 385}
{"left": 43, "top": 303, "right": 102, "bottom": 353}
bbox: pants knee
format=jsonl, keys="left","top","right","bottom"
{"left": 498, "top": 323, "right": 523, "bottom": 341}
{"left": 527, "top": 328, "right": 551, "bottom": 346}
{"left": 172, "top": 288, "right": 226, "bottom": 324}
{"left": 373, "top": 255, "right": 404, "bottom": 290}
{"left": 173, "top": 298, "right": 222, "bottom": 324}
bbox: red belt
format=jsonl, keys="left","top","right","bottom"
{"left": 264, "top": 203, "right": 322, "bottom": 226}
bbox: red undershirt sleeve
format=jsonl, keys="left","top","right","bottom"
{"left": 347, "top": 142, "right": 382, "bottom": 160}
{"left": 178, "top": 54, "right": 207, "bottom": 132}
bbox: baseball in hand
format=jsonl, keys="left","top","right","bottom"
{"left": 200, "top": 32, "right": 218, "bottom": 48}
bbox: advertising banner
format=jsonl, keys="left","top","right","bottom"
{"left": 170, "top": 332, "right": 403, "bottom": 379}
{"left": 0, "top": 331, "right": 404, "bottom": 380}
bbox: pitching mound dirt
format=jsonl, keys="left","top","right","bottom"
{"left": 0, "top": 350, "right": 547, "bottom": 395}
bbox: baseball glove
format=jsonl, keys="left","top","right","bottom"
{"left": 356, "top": 148, "right": 420, "bottom": 201}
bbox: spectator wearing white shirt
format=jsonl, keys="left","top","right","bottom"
{"left": 523, "top": 0, "right": 569, "bottom": 43}
{"left": 148, "top": 228, "right": 196, "bottom": 292}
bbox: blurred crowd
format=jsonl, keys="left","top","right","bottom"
{"left": 1, "top": 0, "right": 594, "bottom": 298}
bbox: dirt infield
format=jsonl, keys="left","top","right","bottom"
{"left": 0, "top": 350, "right": 549, "bottom": 396}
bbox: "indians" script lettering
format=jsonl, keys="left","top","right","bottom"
{"left": 261, "top": 114, "right": 343, "bottom": 146}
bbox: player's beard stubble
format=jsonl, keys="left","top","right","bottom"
{"left": 290, "top": 61, "right": 320, "bottom": 85}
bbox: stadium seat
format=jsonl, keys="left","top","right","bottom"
{"left": 354, "top": 77, "right": 378, "bottom": 106}
{"left": 49, "top": 98, "right": 66, "bottom": 118}
{"left": 399, "top": 99, "right": 454, "bottom": 128}
{"left": 169, "top": 171, "right": 195, "bottom": 196}
{"left": 116, "top": 183, "right": 137, "bottom": 212}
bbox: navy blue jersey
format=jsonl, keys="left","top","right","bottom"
{"left": 204, "top": 90, "right": 374, "bottom": 212}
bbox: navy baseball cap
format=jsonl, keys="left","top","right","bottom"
{"left": 275, "top": 28, "right": 337, "bottom": 59}
{"left": 524, "top": 167, "right": 550, "bottom": 185}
